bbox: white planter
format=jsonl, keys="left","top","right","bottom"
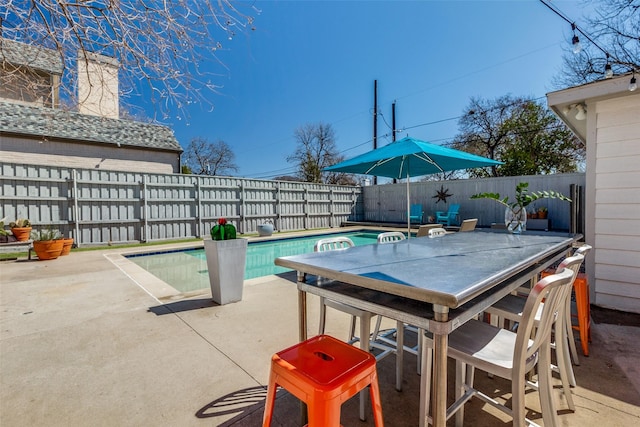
{"left": 204, "top": 238, "right": 248, "bottom": 305}
{"left": 257, "top": 223, "right": 274, "bottom": 237}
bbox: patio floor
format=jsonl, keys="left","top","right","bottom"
{"left": 1, "top": 237, "right": 639, "bottom": 426}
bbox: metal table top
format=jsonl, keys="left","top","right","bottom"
{"left": 275, "top": 230, "right": 580, "bottom": 308}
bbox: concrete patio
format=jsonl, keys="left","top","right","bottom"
{"left": 1, "top": 240, "right": 639, "bottom": 426}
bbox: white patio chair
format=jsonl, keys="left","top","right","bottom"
{"left": 421, "top": 267, "right": 576, "bottom": 427}
{"left": 428, "top": 227, "right": 446, "bottom": 237}
{"left": 373, "top": 232, "right": 424, "bottom": 375}
{"left": 376, "top": 231, "right": 406, "bottom": 243}
{"left": 315, "top": 236, "right": 398, "bottom": 421}
{"left": 484, "top": 245, "right": 591, "bottom": 400}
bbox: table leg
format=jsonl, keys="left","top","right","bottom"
{"left": 298, "top": 289, "right": 307, "bottom": 342}
{"left": 297, "top": 273, "right": 308, "bottom": 425}
{"left": 432, "top": 305, "right": 449, "bottom": 427}
{"left": 297, "top": 272, "right": 308, "bottom": 342}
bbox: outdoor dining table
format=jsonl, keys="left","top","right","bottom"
{"left": 274, "top": 229, "right": 582, "bottom": 427}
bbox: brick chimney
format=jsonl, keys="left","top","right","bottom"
{"left": 77, "top": 52, "right": 119, "bottom": 119}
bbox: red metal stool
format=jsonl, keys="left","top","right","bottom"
{"left": 572, "top": 273, "right": 591, "bottom": 356}
{"left": 262, "top": 334, "right": 384, "bottom": 427}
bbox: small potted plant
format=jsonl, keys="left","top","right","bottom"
{"left": 9, "top": 218, "right": 32, "bottom": 242}
{"left": 0, "top": 216, "right": 10, "bottom": 243}
{"left": 204, "top": 218, "right": 247, "bottom": 304}
{"left": 60, "top": 235, "right": 75, "bottom": 256}
{"left": 32, "top": 227, "right": 64, "bottom": 260}
{"left": 538, "top": 206, "right": 548, "bottom": 219}
{"left": 471, "top": 182, "right": 570, "bottom": 233}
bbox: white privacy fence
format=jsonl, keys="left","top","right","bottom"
{"left": 0, "top": 162, "right": 363, "bottom": 246}
{"left": 362, "top": 173, "right": 585, "bottom": 232}
{"left": 1, "top": 162, "right": 585, "bottom": 246}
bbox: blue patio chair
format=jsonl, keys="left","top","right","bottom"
{"left": 435, "top": 204, "right": 460, "bottom": 226}
{"left": 409, "top": 204, "right": 423, "bottom": 224}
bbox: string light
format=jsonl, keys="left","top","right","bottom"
{"left": 539, "top": 0, "right": 635, "bottom": 80}
{"left": 604, "top": 54, "right": 613, "bottom": 79}
{"left": 571, "top": 23, "right": 581, "bottom": 54}
{"left": 630, "top": 72, "right": 637, "bottom": 92}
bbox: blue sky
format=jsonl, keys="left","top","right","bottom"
{"left": 160, "top": 0, "right": 588, "bottom": 179}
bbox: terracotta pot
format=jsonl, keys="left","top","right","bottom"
{"left": 11, "top": 227, "right": 32, "bottom": 242}
{"left": 538, "top": 211, "right": 548, "bottom": 219}
{"left": 60, "top": 238, "right": 74, "bottom": 256}
{"left": 33, "top": 239, "right": 64, "bottom": 260}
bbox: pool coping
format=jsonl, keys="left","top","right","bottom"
{"left": 105, "top": 226, "right": 406, "bottom": 302}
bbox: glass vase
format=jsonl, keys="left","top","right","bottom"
{"left": 505, "top": 206, "right": 527, "bottom": 234}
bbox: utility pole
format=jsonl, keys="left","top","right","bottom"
{"left": 373, "top": 79, "right": 378, "bottom": 185}
{"left": 392, "top": 100, "right": 397, "bottom": 183}
{"left": 392, "top": 100, "right": 396, "bottom": 142}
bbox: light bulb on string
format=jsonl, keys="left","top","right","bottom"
{"left": 604, "top": 54, "right": 613, "bottom": 78}
{"left": 630, "top": 73, "right": 638, "bottom": 92}
{"left": 571, "top": 23, "right": 582, "bottom": 54}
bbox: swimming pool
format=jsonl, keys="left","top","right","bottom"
{"left": 126, "top": 230, "right": 394, "bottom": 294}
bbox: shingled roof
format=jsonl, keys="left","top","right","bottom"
{"left": 1, "top": 38, "right": 64, "bottom": 75}
{"left": 0, "top": 101, "right": 182, "bottom": 152}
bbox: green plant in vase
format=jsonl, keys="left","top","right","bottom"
{"left": 210, "top": 218, "right": 237, "bottom": 240}
{"left": 471, "top": 182, "right": 570, "bottom": 233}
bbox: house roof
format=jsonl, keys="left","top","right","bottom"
{"left": 0, "top": 101, "right": 183, "bottom": 152}
{"left": 1, "top": 38, "right": 64, "bottom": 75}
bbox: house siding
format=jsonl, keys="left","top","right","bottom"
{"left": 593, "top": 95, "right": 640, "bottom": 313}
{"left": 1, "top": 134, "right": 179, "bottom": 174}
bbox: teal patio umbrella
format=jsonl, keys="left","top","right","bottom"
{"left": 324, "top": 136, "right": 502, "bottom": 235}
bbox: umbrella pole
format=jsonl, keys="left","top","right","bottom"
{"left": 406, "top": 173, "right": 411, "bottom": 239}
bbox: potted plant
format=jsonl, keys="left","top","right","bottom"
{"left": 538, "top": 206, "right": 548, "bottom": 219}
{"left": 9, "top": 218, "right": 32, "bottom": 242}
{"left": 60, "top": 235, "right": 74, "bottom": 256}
{"left": 0, "top": 216, "right": 10, "bottom": 242}
{"left": 32, "top": 228, "right": 64, "bottom": 260}
{"left": 204, "top": 218, "right": 247, "bottom": 304}
{"left": 257, "top": 219, "right": 274, "bottom": 237}
{"left": 471, "top": 182, "right": 570, "bottom": 233}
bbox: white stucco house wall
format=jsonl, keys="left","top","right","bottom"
{"left": 547, "top": 73, "right": 640, "bottom": 314}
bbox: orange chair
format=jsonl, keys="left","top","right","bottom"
{"left": 262, "top": 334, "right": 384, "bottom": 427}
{"left": 540, "top": 270, "right": 591, "bottom": 357}
{"left": 572, "top": 273, "right": 591, "bottom": 356}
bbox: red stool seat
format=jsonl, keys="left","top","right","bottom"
{"left": 262, "top": 334, "right": 384, "bottom": 427}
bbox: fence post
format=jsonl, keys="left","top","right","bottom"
{"left": 142, "top": 176, "right": 148, "bottom": 242}
{"left": 304, "top": 187, "right": 309, "bottom": 230}
{"left": 275, "top": 181, "right": 281, "bottom": 232}
{"left": 329, "top": 187, "right": 335, "bottom": 228}
{"left": 72, "top": 169, "right": 81, "bottom": 246}
{"left": 239, "top": 180, "right": 245, "bottom": 234}
{"left": 196, "top": 176, "right": 203, "bottom": 238}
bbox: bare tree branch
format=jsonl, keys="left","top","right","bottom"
{"left": 1, "top": 1, "right": 258, "bottom": 119}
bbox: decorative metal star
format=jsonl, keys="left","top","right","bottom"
{"left": 432, "top": 185, "right": 453, "bottom": 204}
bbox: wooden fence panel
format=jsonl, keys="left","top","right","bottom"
{"left": 1, "top": 162, "right": 363, "bottom": 245}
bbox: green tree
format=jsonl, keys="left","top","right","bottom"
{"left": 553, "top": 0, "right": 639, "bottom": 87}
{"left": 182, "top": 137, "right": 238, "bottom": 176}
{"left": 287, "top": 122, "right": 356, "bottom": 184}
{"left": 450, "top": 96, "right": 584, "bottom": 177}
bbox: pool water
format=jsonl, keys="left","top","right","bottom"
{"left": 126, "top": 230, "right": 389, "bottom": 294}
